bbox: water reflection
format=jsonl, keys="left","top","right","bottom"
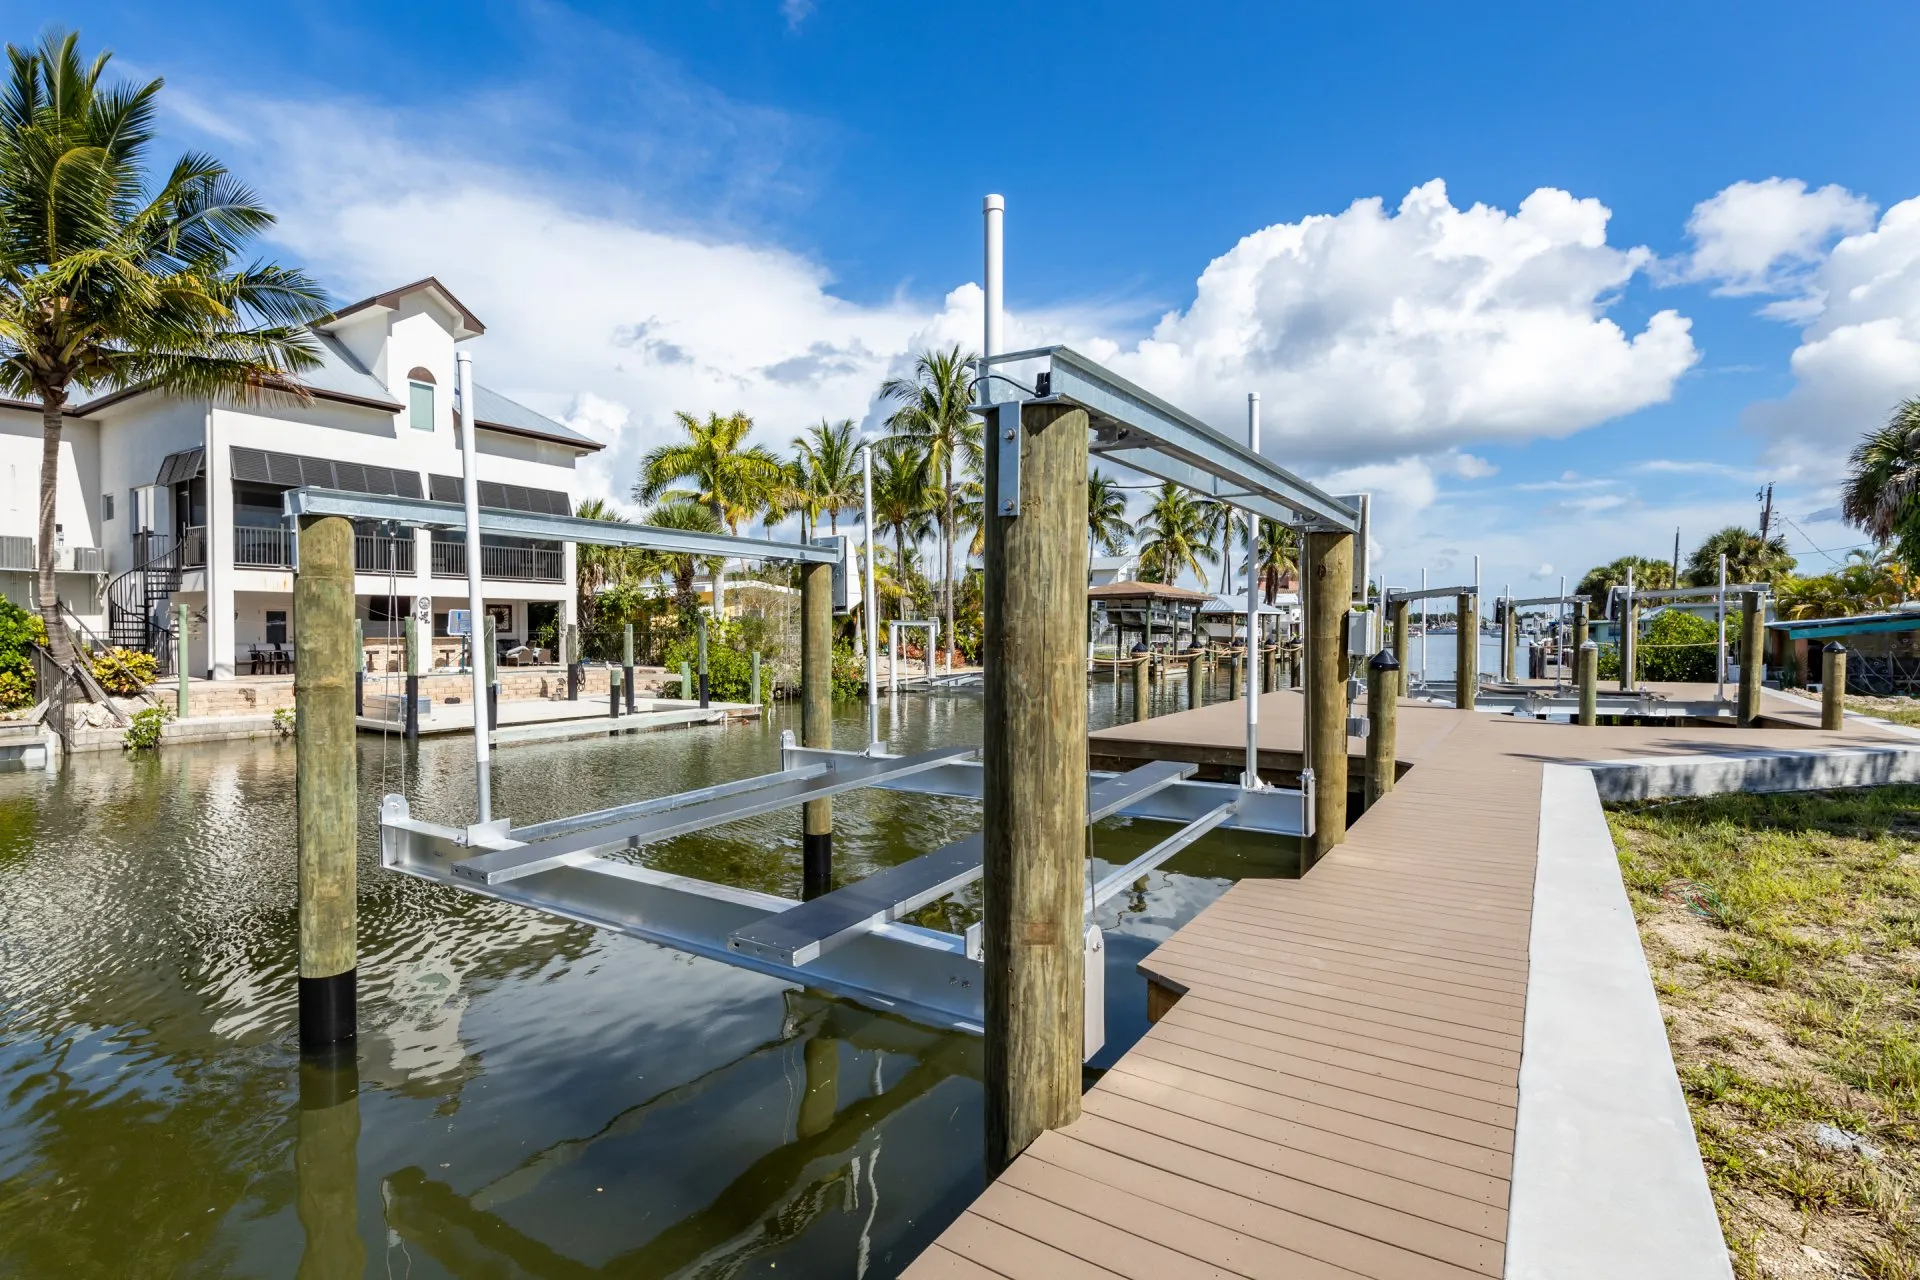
{"left": 0, "top": 683, "right": 1268, "bottom": 1277}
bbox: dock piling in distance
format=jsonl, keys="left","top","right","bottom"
{"left": 801, "top": 554, "right": 834, "bottom": 900}
{"left": 623, "top": 624, "right": 637, "bottom": 714}
{"left": 1132, "top": 650, "right": 1151, "bottom": 722}
{"left": 982, "top": 399, "right": 1090, "bottom": 1176}
{"left": 609, "top": 664, "right": 621, "bottom": 719}
{"left": 403, "top": 615, "right": 420, "bottom": 740}
{"left": 1388, "top": 597, "right": 1410, "bottom": 695}
{"left": 178, "top": 602, "right": 192, "bottom": 719}
{"left": 697, "top": 613, "right": 710, "bottom": 708}
{"left": 751, "top": 650, "right": 762, "bottom": 706}
{"left": 1306, "top": 528, "right": 1353, "bottom": 866}
{"left": 1228, "top": 647, "right": 1241, "bottom": 701}
{"left": 1187, "top": 649, "right": 1203, "bottom": 711}
{"left": 1455, "top": 592, "right": 1477, "bottom": 710}
{"left": 565, "top": 623, "right": 580, "bottom": 700}
{"left": 1501, "top": 595, "right": 1516, "bottom": 684}
{"left": 681, "top": 661, "right": 692, "bottom": 700}
{"left": 484, "top": 615, "right": 499, "bottom": 731}
{"left": 293, "top": 513, "right": 357, "bottom": 1051}
{"left": 1365, "top": 648, "right": 1398, "bottom": 807}
{"left": 1577, "top": 640, "right": 1598, "bottom": 726}
{"left": 1573, "top": 598, "right": 1589, "bottom": 654}
{"left": 1822, "top": 643, "right": 1846, "bottom": 730}
{"left": 1264, "top": 641, "right": 1279, "bottom": 694}
{"left": 1739, "top": 590, "right": 1763, "bottom": 726}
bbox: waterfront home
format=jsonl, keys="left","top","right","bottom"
{"left": 0, "top": 278, "right": 601, "bottom": 679}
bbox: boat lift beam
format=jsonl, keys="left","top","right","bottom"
{"left": 1384, "top": 583, "right": 1477, "bottom": 604}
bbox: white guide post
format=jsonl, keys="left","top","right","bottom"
{"left": 979, "top": 194, "right": 1003, "bottom": 682}
{"left": 1716, "top": 552, "right": 1727, "bottom": 702}
{"left": 1624, "top": 564, "right": 1636, "bottom": 693}
{"left": 1244, "top": 392, "right": 1261, "bottom": 789}
{"left": 1472, "top": 554, "right": 1481, "bottom": 682}
{"left": 862, "top": 443, "right": 880, "bottom": 747}
{"left": 456, "top": 350, "right": 491, "bottom": 824}
{"left": 1420, "top": 567, "right": 1428, "bottom": 686}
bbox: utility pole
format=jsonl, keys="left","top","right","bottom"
{"left": 1672, "top": 527, "right": 1681, "bottom": 588}
{"left": 1758, "top": 483, "right": 1774, "bottom": 542}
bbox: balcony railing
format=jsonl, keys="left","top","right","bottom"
{"left": 233, "top": 524, "right": 294, "bottom": 569}
{"left": 355, "top": 533, "right": 414, "bottom": 576}
{"left": 431, "top": 537, "right": 565, "bottom": 583}
{"left": 181, "top": 525, "right": 207, "bottom": 568}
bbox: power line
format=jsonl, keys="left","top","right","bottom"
{"left": 1779, "top": 515, "right": 1871, "bottom": 565}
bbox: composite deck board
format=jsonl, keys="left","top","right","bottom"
{"left": 906, "top": 689, "right": 1918, "bottom": 1278}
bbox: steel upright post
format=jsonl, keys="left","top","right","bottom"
{"left": 294, "top": 513, "right": 356, "bottom": 1051}
{"left": 1822, "top": 643, "right": 1846, "bottom": 730}
{"left": 1365, "top": 649, "right": 1399, "bottom": 807}
{"left": 483, "top": 614, "right": 499, "bottom": 732}
{"left": 982, "top": 397, "right": 1089, "bottom": 1175}
{"left": 1716, "top": 553, "right": 1728, "bottom": 702}
{"left": 1389, "top": 597, "right": 1410, "bottom": 696}
{"left": 1739, "top": 590, "right": 1763, "bottom": 726}
{"left": 177, "top": 602, "right": 191, "bottom": 719}
{"left": 1305, "top": 528, "right": 1353, "bottom": 866}
{"left": 801, "top": 555, "right": 834, "bottom": 900}
{"left": 1577, "top": 640, "right": 1598, "bottom": 726}
{"left": 1620, "top": 567, "right": 1636, "bottom": 693}
{"left": 1187, "top": 648, "right": 1204, "bottom": 711}
{"left": 623, "top": 623, "right": 636, "bottom": 714}
{"left": 1455, "top": 592, "right": 1477, "bottom": 710}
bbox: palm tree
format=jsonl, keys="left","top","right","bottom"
{"left": 870, "top": 440, "right": 936, "bottom": 620}
{"left": 0, "top": 32, "right": 327, "bottom": 664}
{"left": 880, "top": 346, "right": 979, "bottom": 666}
{"left": 642, "top": 498, "right": 723, "bottom": 614}
{"left": 792, "top": 418, "right": 863, "bottom": 536}
{"left": 1775, "top": 573, "right": 1853, "bottom": 621}
{"left": 1682, "top": 526, "right": 1795, "bottom": 587}
{"left": 1256, "top": 520, "right": 1299, "bottom": 604}
{"left": 1087, "top": 471, "right": 1131, "bottom": 558}
{"left": 1842, "top": 400, "right": 1920, "bottom": 563}
{"left": 1575, "top": 555, "right": 1674, "bottom": 602}
{"left": 1137, "top": 484, "right": 1216, "bottom": 587}
{"left": 634, "top": 410, "right": 784, "bottom": 616}
{"left": 574, "top": 496, "right": 635, "bottom": 595}
{"left": 1201, "top": 500, "right": 1249, "bottom": 597}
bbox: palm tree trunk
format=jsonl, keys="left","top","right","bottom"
{"left": 38, "top": 397, "right": 72, "bottom": 667}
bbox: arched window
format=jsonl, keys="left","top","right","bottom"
{"left": 407, "top": 367, "right": 436, "bottom": 432}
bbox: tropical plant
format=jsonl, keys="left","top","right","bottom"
{"left": 1201, "top": 500, "right": 1249, "bottom": 597}
{"left": 1575, "top": 555, "right": 1674, "bottom": 603}
{"left": 1256, "top": 520, "right": 1299, "bottom": 604}
{"left": 0, "top": 31, "right": 329, "bottom": 664}
{"left": 634, "top": 410, "right": 785, "bottom": 615}
{"left": 880, "top": 346, "right": 979, "bottom": 666}
{"left": 0, "top": 596, "right": 46, "bottom": 706}
{"left": 661, "top": 618, "right": 765, "bottom": 703}
{"left": 1774, "top": 572, "right": 1853, "bottom": 621}
{"left": 1087, "top": 471, "right": 1131, "bottom": 558}
{"left": 1137, "top": 484, "right": 1216, "bottom": 587}
{"left": 870, "top": 440, "right": 936, "bottom": 618}
{"left": 792, "top": 418, "right": 863, "bottom": 538}
{"left": 1682, "top": 526, "right": 1795, "bottom": 587}
{"left": 122, "top": 704, "right": 169, "bottom": 750}
{"left": 89, "top": 645, "right": 156, "bottom": 695}
{"left": 642, "top": 498, "right": 724, "bottom": 615}
{"left": 1841, "top": 399, "right": 1920, "bottom": 568}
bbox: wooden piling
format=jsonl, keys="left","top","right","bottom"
{"left": 609, "top": 665, "right": 621, "bottom": 719}
{"left": 796, "top": 1034, "right": 838, "bottom": 1140}
{"left": 1132, "top": 652, "right": 1151, "bottom": 722}
{"left": 801, "top": 556, "right": 834, "bottom": 900}
{"left": 1365, "top": 649, "right": 1398, "bottom": 807}
{"left": 1187, "top": 649, "right": 1203, "bottom": 712}
{"left": 1264, "top": 642, "right": 1279, "bottom": 694}
{"left": 403, "top": 615, "right": 420, "bottom": 740}
{"left": 1577, "top": 640, "right": 1598, "bottom": 726}
{"left": 1389, "top": 598, "right": 1410, "bottom": 696}
{"left": 751, "top": 650, "right": 762, "bottom": 706}
{"left": 1739, "top": 590, "right": 1763, "bottom": 726}
{"left": 1454, "top": 593, "right": 1476, "bottom": 710}
{"left": 294, "top": 514, "right": 357, "bottom": 1051}
{"left": 982, "top": 401, "right": 1089, "bottom": 1176}
{"left": 565, "top": 623, "right": 580, "bottom": 700}
{"left": 1228, "top": 648, "right": 1241, "bottom": 701}
{"left": 296, "top": 1053, "right": 363, "bottom": 1277}
{"left": 1501, "top": 599, "right": 1516, "bottom": 684}
{"left": 1573, "top": 599, "right": 1589, "bottom": 654}
{"left": 177, "top": 602, "right": 191, "bottom": 719}
{"left": 483, "top": 614, "right": 499, "bottom": 732}
{"left": 1822, "top": 643, "right": 1845, "bottom": 730}
{"left": 1305, "top": 529, "right": 1353, "bottom": 866}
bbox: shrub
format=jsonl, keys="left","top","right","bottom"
{"left": 0, "top": 598, "right": 45, "bottom": 705}
{"left": 1595, "top": 610, "right": 1718, "bottom": 683}
{"left": 661, "top": 618, "right": 769, "bottom": 703}
{"left": 123, "top": 705, "right": 170, "bottom": 751}
{"left": 272, "top": 707, "right": 295, "bottom": 737}
{"left": 90, "top": 646, "right": 158, "bottom": 696}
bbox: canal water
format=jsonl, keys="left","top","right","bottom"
{"left": 0, "top": 670, "right": 1294, "bottom": 1278}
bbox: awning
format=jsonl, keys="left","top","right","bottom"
{"left": 155, "top": 447, "right": 204, "bottom": 486}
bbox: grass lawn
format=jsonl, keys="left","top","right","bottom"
{"left": 1844, "top": 698, "right": 1920, "bottom": 728}
{"left": 1611, "top": 787, "right": 1920, "bottom": 1280}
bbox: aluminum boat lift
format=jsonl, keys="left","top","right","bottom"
{"left": 364, "top": 343, "right": 1355, "bottom": 1062}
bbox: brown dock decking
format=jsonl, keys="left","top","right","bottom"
{"left": 907, "top": 689, "right": 1919, "bottom": 1279}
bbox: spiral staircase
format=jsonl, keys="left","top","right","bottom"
{"left": 105, "top": 532, "right": 180, "bottom": 677}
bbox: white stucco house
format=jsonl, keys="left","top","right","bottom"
{"left": 0, "top": 278, "right": 601, "bottom": 679}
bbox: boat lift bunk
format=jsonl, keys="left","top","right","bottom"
{"left": 349, "top": 344, "right": 1358, "bottom": 1062}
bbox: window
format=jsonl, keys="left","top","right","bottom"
{"left": 409, "top": 380, "right": 435, "bottom": 432}
{"left": 102, "top": 494, "right": 114, "bottom": 521}
{"left": 265, "top": 610, "right": 288, "bottom": 645}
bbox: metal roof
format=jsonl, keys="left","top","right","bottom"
{"left": 469, "top": 385, "right": 603, "bottom": 452}
{"left": 1088, "top": 579, "right": 1215, "bottom": 603}
{"left": 1768, "top": 608, "right": 1920, "bottom": 639}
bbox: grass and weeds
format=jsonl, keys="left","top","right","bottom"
{"left": 1611, "top": 787, "right": 1920, "bottom": 1279}
{"left": 1844, "top": 697, "right": 1920, "bottom": 728}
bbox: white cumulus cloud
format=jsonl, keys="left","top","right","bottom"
{"left": 1679, "top": 177, "right": 1876, "bottom": 300}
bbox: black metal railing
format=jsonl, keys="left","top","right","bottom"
{"left": 233, "top": 524, "right": 294, "bottom": 569}
{"left": 179, "top": 526, "right": 208, "bottom": 569}
{"left": 430, "top": 537, "right": 564, "bottom": 583}
{"left": 355, "top": 532, "right": 414, "bottom": 575}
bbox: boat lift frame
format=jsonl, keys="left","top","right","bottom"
{"left": 338, "top": 336, "right": 1351, "bottom": 1063}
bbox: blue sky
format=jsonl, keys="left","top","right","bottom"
{"left": 32, "top": 0, "right": 1920, "bottom": 590}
